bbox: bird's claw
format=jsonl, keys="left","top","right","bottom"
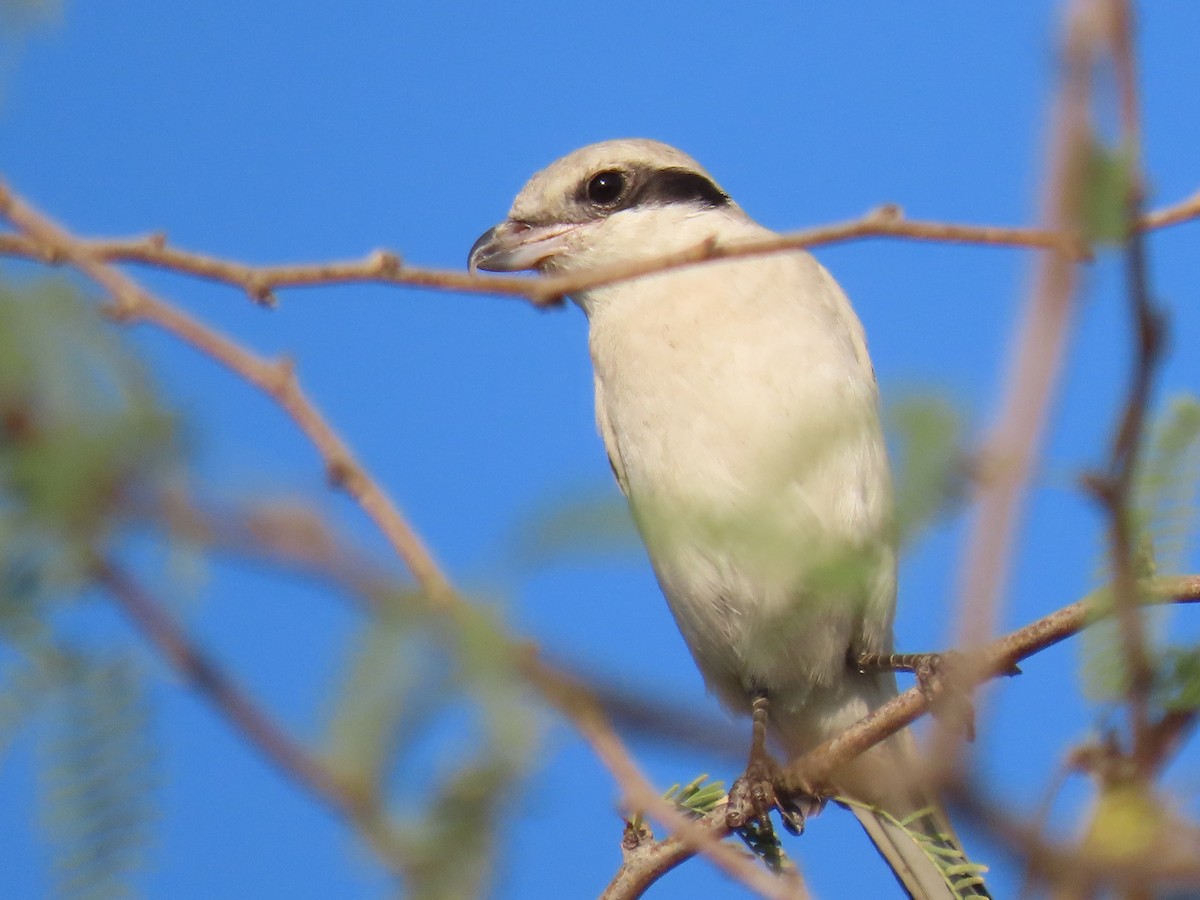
{"left": 725, "top": 760, "right": 808, "bottom": 837}
{"left": 725, "top": 763, "right": 777, "bottom": 834}
{"left": 776, "top": 798, "right": 807, "bottom": 836}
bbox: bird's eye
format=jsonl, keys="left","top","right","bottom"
{"left": 586, "top": 170, "right": 626, "bottom": 206}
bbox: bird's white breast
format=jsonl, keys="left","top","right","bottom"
{"left": 577, "top": 224, "right": 895, "bottom": 714}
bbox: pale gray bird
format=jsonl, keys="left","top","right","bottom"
{"left": 469, "top": 139, "right": 988, "bottom": 899}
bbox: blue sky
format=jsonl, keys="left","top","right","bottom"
{"left": 2, "top": 2, "right": 1198, "bottom": 898}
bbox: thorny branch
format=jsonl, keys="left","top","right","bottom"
{"left": 1, "top": 193, "right": 1198, "bottom": 308}
{"left": 785, "top": 576, "right": 1200, "bottom": 797}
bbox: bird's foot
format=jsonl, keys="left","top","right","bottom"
{"left": 725, "top": 758, "right": 777, "bottom": 836}
{"left": 725, "top": 758, "right": 808, "bottom": 838}
{"left": 854, "top": 649, "right": 1021, "bottom": 741}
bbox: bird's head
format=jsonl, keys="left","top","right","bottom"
{"left": 468, "top": 139, "right": 743, "bottom": 276}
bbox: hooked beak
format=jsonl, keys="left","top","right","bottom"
{"left": 467, "top": 220, "right": 580, "bottom": 273}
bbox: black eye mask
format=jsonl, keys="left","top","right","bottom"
{"left": 573, "top": 166, "right": 730, "bottom": 219}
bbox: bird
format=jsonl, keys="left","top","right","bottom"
{"left": 468, "top": 139, "right": 989, "bottom": 898}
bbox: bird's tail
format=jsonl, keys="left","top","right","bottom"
{"left": 843, "top": 798, "right": 991, "bottom": 900}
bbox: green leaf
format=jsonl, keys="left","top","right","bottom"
{"left": 0, "top": 281, "right": 181, "bottom": 583}
{"left": 1157, "top": 644, "right": 1200, "bottom": 712}
{"left": 1078, "top": 140, "right": 1136, "bottom": 246}
{"left": 664, "top": 773, "right": 726, "bottom": 815}
{"left": 886, "top": 395, "right": 965, "bottom": 546}
{"left": 1133, "top": 395, "right": 1200, "bottom": 579}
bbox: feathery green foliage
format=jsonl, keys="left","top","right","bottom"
{"left": 625, "top": 773, "right": 726, "bottom": 840}
{"left": 1, "top": 280, "right": 177, "bottom": 895}
{"left": 887, "top": 395, "right": 966, "bottom": 546}
{"left": 1083, "top": 395, "right": 1200, "bottom": 702}
{"left": 664, "top": 773, "right": 726, "bottom": 816}
{"left": 0, "top": 281, "right": 178, "bottom": 564}
{"left": 37, "top": 652, "right": 158, "bottom": 900}
{"left": 0, "top": 650, "right": 57, "bottom": 755}
{"left": 1133, "top": 396, "right": 1200, "bottom": 579}
{"left": 514, "top": 489, "right": 639, "bottom": 567}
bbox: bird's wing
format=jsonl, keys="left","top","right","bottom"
{"left": 593, "top": 375, "right": 631, "bottom": 497}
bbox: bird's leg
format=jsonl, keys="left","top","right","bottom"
{"left": 853, "top": 650, "right": 1021, "bottom": 741}
{"left": 726, "top": 692, "right": 807, "bottom": 839}
{"left": 726, "top": 693, "right": 776, "bottom": 834}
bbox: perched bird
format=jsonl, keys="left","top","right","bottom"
{"left": 469, "top": 139, "right": 988, "bottom": 898}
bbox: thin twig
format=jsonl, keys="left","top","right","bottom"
{"left": 2, "top": 193, "right": 1197, "bottom": 309}
{"left": 1141, "top": 189, "right": 1200, "bottom": 229}
{"left": 523, "top": 208, "right": 1086, "bottom": 304}
{"left": 601, "top": 810, "right": 747, "bottom": 900}
{"left": 0, "top": 208, "right": 1073, "bottom": 307}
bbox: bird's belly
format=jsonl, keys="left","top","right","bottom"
{"left": 625, "top": 445, "right": 881, "bottom": 713}
{"left": 595, "top": 331, "right": 892, "bottom": 711}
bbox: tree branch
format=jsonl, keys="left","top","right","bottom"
{"left": 601, "top": 808, "right": 752, "bottom": 900}
{"left": 0, "top": 180, "right": 456, "bottom": 606}
{"left": 2, "top": 191, "right": 1197, "bottom": 308}
{"left": 785, "top": 575, "right": 1200, "bottom": 794}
